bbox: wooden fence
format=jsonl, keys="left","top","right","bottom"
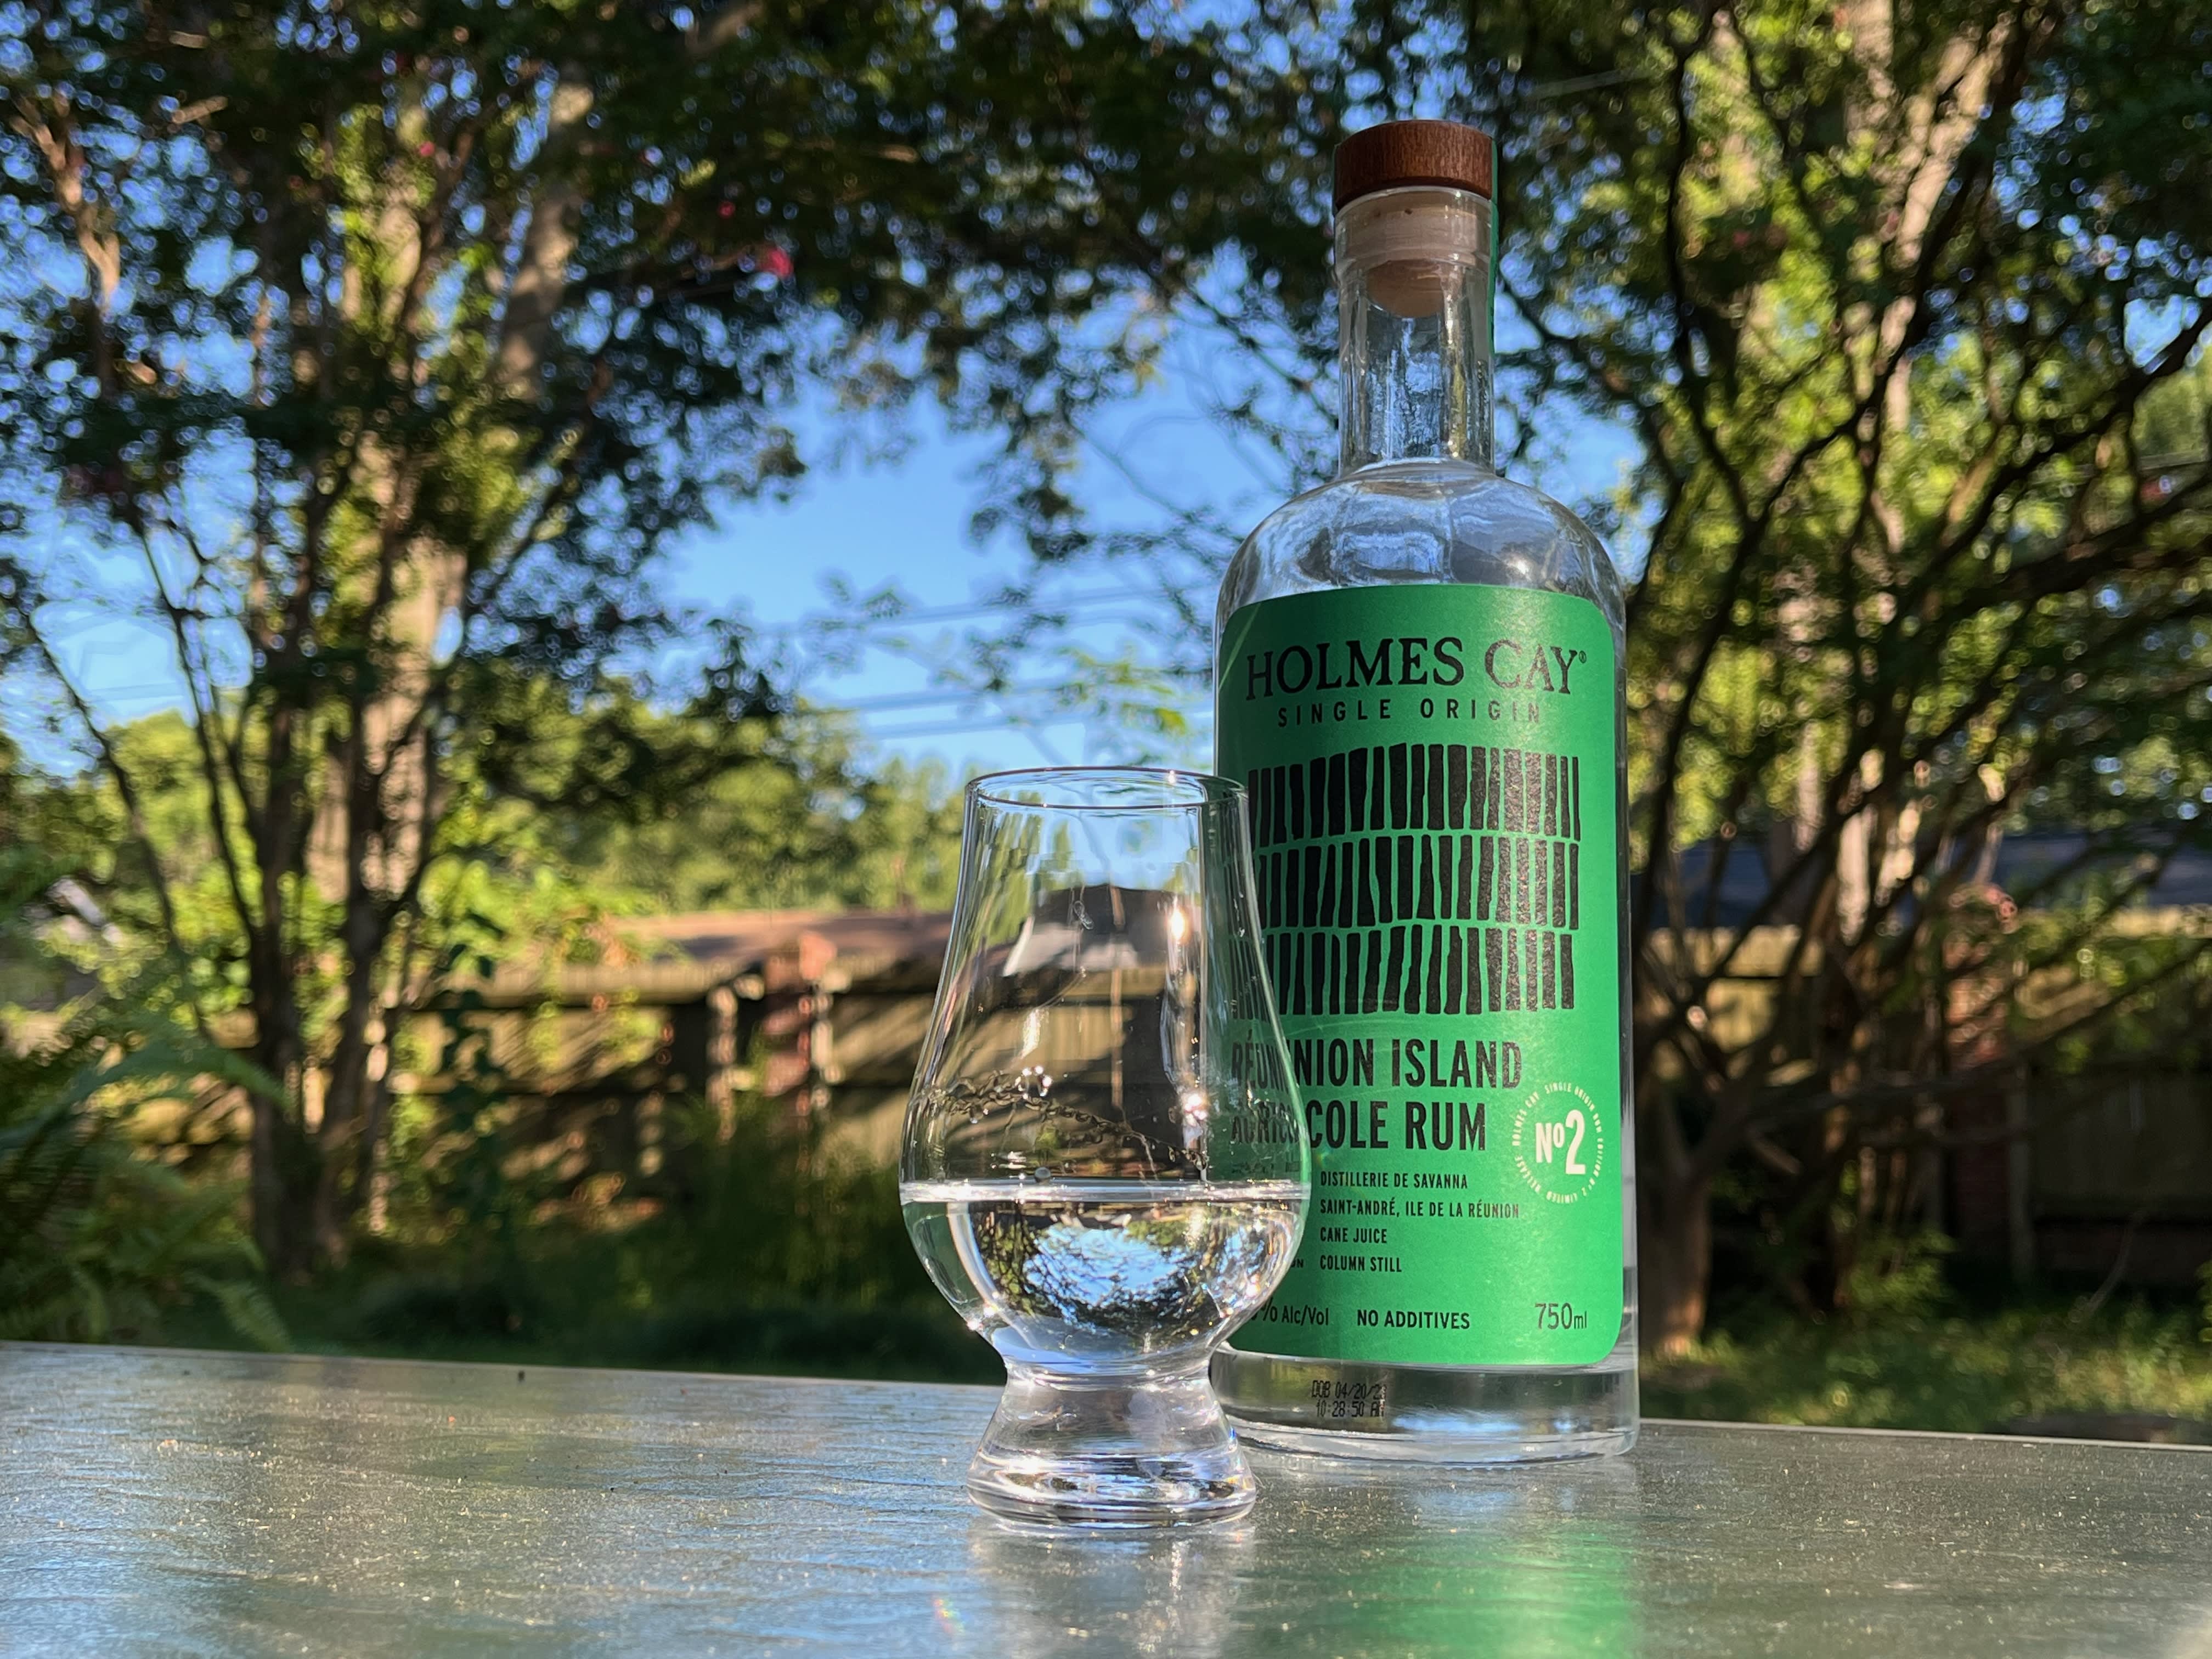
{"left": 12, "top": 899, "right": 2201, "bottom": 1280}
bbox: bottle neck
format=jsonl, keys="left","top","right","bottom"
{"left": 1336, "top": 187, "right": 1495, "bottom": 473}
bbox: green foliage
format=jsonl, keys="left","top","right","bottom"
{"left": 384, "top": 999, "right": 541, "bottom": 1250}
{"left": 1835, "top": 1231, "right": 1954, "bottom": 1327}
{"left": 546, "top": 710, "right": 967, "bottom": 915}
{"left": 213, "top": 1088, "right": 990, "bottom": 1383}
{"left": 0, "top": 854, "right": 285, "bottom": 1349}
{"left": 1646, "top": 1284, "right": 2212, "bottom": 1437}
{"left": 628, "top": 1096, "right": 925, "bottom": 1311}
{"left": 0, "top": 1103, "right": 286, "bottom": 1352}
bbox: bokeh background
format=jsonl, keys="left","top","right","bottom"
{"left": 3, "top": 0, "right": 2209, "bottom": 1438}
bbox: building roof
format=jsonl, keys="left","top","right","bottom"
{"left": 1648, "top": 830, "right": 2212, "bottom": 930}
{"left": 627, "top": 908, "right": 955, "bottom": 972}
{"left": 455, "top": 907, "right": 960, "bottom": 1008}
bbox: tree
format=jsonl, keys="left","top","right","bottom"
{"left": 0, "top": 0, "right": 1329, "bottom": 1274}
{"left": 1454, "top": 0, "right": 2212, "bottom": 1350}
{"left": 546, "top": 710, "right": 967, "bottom": 915}
{"left": 984, "top": 0, "right": 2212, "bottom": 1348}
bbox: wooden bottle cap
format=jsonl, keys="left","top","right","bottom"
{"left": 1333, "top": 120, "right": 1494, "bottom": 215}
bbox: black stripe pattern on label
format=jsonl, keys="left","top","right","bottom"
{"left": 1246, "top": 743, "right": 1585, "bottom": 1018}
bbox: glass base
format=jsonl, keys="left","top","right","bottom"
{"left": 967, "top": 1363, "right": 1256, "bottom": 1526}
{"left": 1212, "top": 1345, "right": 1639, "bottom": 1465}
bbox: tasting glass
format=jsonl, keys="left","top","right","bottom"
{"left": 901, "top": 768, "right": 1308, "bottom": 1525}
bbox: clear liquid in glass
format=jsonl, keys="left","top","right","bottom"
{"left": 901, "top": 1178, "right": 1308, "bottom": 1370}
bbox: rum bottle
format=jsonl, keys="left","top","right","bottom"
{"left": 1211, "top": 119, "right": 1637, "bottom": 1461}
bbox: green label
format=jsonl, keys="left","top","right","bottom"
{"left": 1216, "top": 585, "right": 1623, "bottom": 1365}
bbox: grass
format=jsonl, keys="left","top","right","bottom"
{"left": 161, "top": 1238, "right": 1001, "bottom": 1385}
{"left": 152, "top": 1252, "right": 2212, "bottom": 1443}
{"left": 1645, "top": 1278, "right": 2212, "bottom": 1439}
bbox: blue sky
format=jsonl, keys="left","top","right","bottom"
{"left": 667, "top": 394, "right": 1210, "bottom": 777}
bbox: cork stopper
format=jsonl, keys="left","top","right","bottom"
{"left": 1332, "top": 120, "right": 1494, "bottom": 215}
{"left": 1333, "top": 121, "right": 1494, "bottom": 318}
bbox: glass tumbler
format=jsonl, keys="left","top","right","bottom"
{"left": 901, "top": 768, "right": 1308, "bottom": 1525}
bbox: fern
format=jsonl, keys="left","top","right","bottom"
{"left": 0, "top": 856, "right": 287, "bottom": 1350}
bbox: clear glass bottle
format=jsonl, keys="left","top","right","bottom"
{"left": 1209, "top": 122, "right": 1636, "bottom": 1462}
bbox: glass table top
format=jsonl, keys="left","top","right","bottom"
{"left": 3, "top": 1342, "right": 2207, "bottom": 1656}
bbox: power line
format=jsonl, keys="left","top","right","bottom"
{"left": 812, "top": 680, "right": 1097, "bottom": 714}
{"left": 862, "top": 715, "right": 1092, "bottom": 741}
{"left": 756, "top": 582, "right": 1184, "bottom": 640}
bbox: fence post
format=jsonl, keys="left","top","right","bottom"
{"left": 2007, "top": 1076, "right": 2036, "bottom": 1282}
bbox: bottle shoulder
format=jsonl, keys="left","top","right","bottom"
{"left": 1216, "top": 461, "right": 1626, "bottom": 646}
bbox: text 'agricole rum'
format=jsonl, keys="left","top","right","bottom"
{"left": 1210, "top": 119, "right": 1637, "bottom": 1461}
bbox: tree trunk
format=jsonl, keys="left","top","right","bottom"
{"left": 313, "top": 936, "right": 387, "bottom": 1263}
{"left": 247, "top": 1046, "right": 320, "bottom": 1280}
{"left": 1639, "top": 1170, "right": 1712, "bottom": 1358}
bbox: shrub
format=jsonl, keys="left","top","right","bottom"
{"left": 0, "top": 855, "right": 285, "bottom": 1350}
